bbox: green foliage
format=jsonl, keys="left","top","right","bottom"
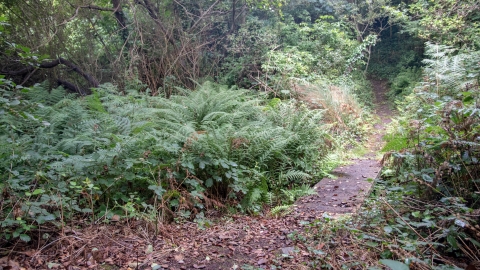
{"left": 262, "top": 16, "right": 361, "bottom": 85}
{"left": 407, "top": 0, "right": 480, "bottom": 48}
{"left": 246, "top": 0, "right": 286, "bottom": 11}
{"left": 220, "top": 17, "right": 279, "bottom": 87}
{"left": 221, "top": 14, "right": 374, "bottom": 97}
{"left": 270, "top": 204, "right": 293, "bottom": 217}
{"left": 328, "top": 0, "right": 399, "bottom": 40}
{"left": 280, "top": 184, "right": 316, "bottom": 204}
{"left": 387, "top": 67, "right": 422, "bottom": 99}
{"left": 282, "top": 0, "right": 334, "bottom": 23}
{"left": 368, "top": 31, "right": 424, "bottom": 81}
{"left": 0, "top": 80, "right": 331, "bottom": 242}
{"left": 421, "top": 43, "right": 480, "bottom": 96}
{"left": 376, "top": 42, "right": 480, "bottom": 262}
{"left": 379, "top": 259, "right": 409, "bottom": 270}
{"left": 397, "top": 43, "right": 480, "bottom": 200}
{"left": 381, "top": 134, "right": 408, "bottom": 152}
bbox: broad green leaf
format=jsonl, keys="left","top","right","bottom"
{"left": 37, "top": 214, "right": 56, "bottom": 224}
{"left": 205, "top": 178, "right": 213, "bottom": 188}
{"left": 380, "top": 250, "right": 393, "bottom": 259}
{"left": 411, "top": 211, "right": 421, "bottom": 218}
{"left": 20, "top": 234, "right": 31, "bottom": 242}
{"left": 447, "top": 235, "right": 458, "bottom": 249}
{"left": 469, "top": 238, "right": 480, "bottom": 248}
{"left": 170, "top": 199, "right": 179, "bottom": 207}
{"left": 148, "top": 185, "right": 165, "bottom": 197}
{"left": 32, "top": 189, "right": 45, "bottom": 195}
{"left": 421, "top": 174, "right": 433, "bottom": 182}
{"left": 9, "top": 99, "right": 20, "bottom": 106}
{"left": 379, "top": 259, "right": 409, "bottom": 270}
{"left": 220, "top": 161, "right": 229, "bottom": 169}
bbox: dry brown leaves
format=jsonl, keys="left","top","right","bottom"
{"left": 1, "top": 208, "right": 387, "bottom": 270}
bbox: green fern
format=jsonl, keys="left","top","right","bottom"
{"left": 264, "top": 191, "right": 277, "bottom": 206}
{"left": 270, "top": 204, "right": 293, "bottom": 217}
{"left": 422, "top": 42, "right": 480, "bottom": 96}
{"left": 281, "top": 184, "right": 316, "bottom": 203}
{"left": 382, "top": 136, "right": 408, "bottom": 152}
{"left": 241, "top": 187, "right": 265, "bottom": 213}
{"left": 1, "top": 80, "right": 333, "bottom": 238}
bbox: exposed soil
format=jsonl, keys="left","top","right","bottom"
{"left": 0, "top": 81, "right": 394, "bottom": 270}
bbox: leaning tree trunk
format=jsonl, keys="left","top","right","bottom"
{"left": 1, "top": 58, "right": 99, "bottom": 95}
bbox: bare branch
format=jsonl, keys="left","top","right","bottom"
{"left": 58, "top": 78, "right": 87, "bottom": 95}
{"left": 57, "top": 3, "right": 116, "bottom": 28}
{"left": 57, "top": 6, "right": 81, "bottom": 27}
{"left": 83, "top": 4, "right": 115, "bottom": 12}
{"left": 136, "top": 0, "right": 176, "bottom": 47}
{"left": 189, "top": 0, "right": 222, "bottom": 32}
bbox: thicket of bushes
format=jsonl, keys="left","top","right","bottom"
{"left": 0, "top": 0, "right": 376, "bottom": 245}
{"left": 367, "top": 43, "right": 480, "bottom": 265}
{"left": 0, "top": 79, "right": 337, "bottom": 241}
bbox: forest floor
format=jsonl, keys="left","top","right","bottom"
{"left": 1, "top": 81, "right": 394, "bottom": 270}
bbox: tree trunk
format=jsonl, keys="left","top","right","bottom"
{"left": 1, "top": 58, "right": 99, "bottom": 94}
{"left": 231, "top": 0, "right": 236, "bottom": 32}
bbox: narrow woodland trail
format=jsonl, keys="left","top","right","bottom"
{"left": 5, "top": 81, "right": 394, "bottom": 270}
{"left": 294, "top": 80, "right": 393, "bottom": 218}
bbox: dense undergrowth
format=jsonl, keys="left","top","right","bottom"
{"left": 1, "top": 78, "right": 357, "bottom": 243}
{"left": 274, "top": 5, "right": 480, "bottom": 266}
{"left": 270, "top": 43, "right": 480, "bottom": 270}
{"left": 351, "top": 42, "right": 480, "bottom": 268}
{"left": 2, "top": 0, "right": 479, "bottom": 268}
{"left": 1, "top": 0, "right": 377, "bottom": 246}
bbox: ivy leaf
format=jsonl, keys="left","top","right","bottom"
{"left": 379, "top": 259, "right": 409, "bottom": 270}
{"left": 411, "top": 211, "right": 421, "bottom": 218}
{"left": 20, "top": 234, "right": 31, "bottom": 242}
{"left": 447, "top": 235, "right": 458, "bottom": 249}
{"left": 148, "top": 185, "right": 165, "bottom": 197}
{"left": 37, "top": 214, "right": 56, "bottom": 224}
{"left": 205, "top": 178, "right": 213, "bottom": 188}
{"left": 421, "top": 174, "right": 433, "bottom": 182}
{"left": 9, "top": 99, "right": 20, "bottom": 106}
{"left": 32, "top": 188, "right": 45, "bottom": 195}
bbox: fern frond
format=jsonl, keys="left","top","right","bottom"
{"left": 281, "top": 170, "right": 312, "bottom": 182}
{"left": 270, "top": 204, "right": 293, "bottom": 217}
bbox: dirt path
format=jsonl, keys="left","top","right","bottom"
{"left": 293, "top": 80, "right": 393, "bottom": 218}
{"left": 2, "top": 81, "right": 394, "bottom": 270}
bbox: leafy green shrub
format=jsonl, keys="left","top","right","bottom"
{"left": 261, "top": 16, "right": 365, "bottom": 89}
{"left": 388, "top": 67, "right": 422, "bottom": 100}
{"left": 377, "top": 43, "right": 480, "bottom": 261}
{"left": 220, "top": 17, "right": 278, "bottom": 87}
{"left": 0, "top": 80, "right": 331, "bottom": 242}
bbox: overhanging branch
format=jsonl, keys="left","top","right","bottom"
{"left": 0, "top": 58, "right": 99, "bottom": 88}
